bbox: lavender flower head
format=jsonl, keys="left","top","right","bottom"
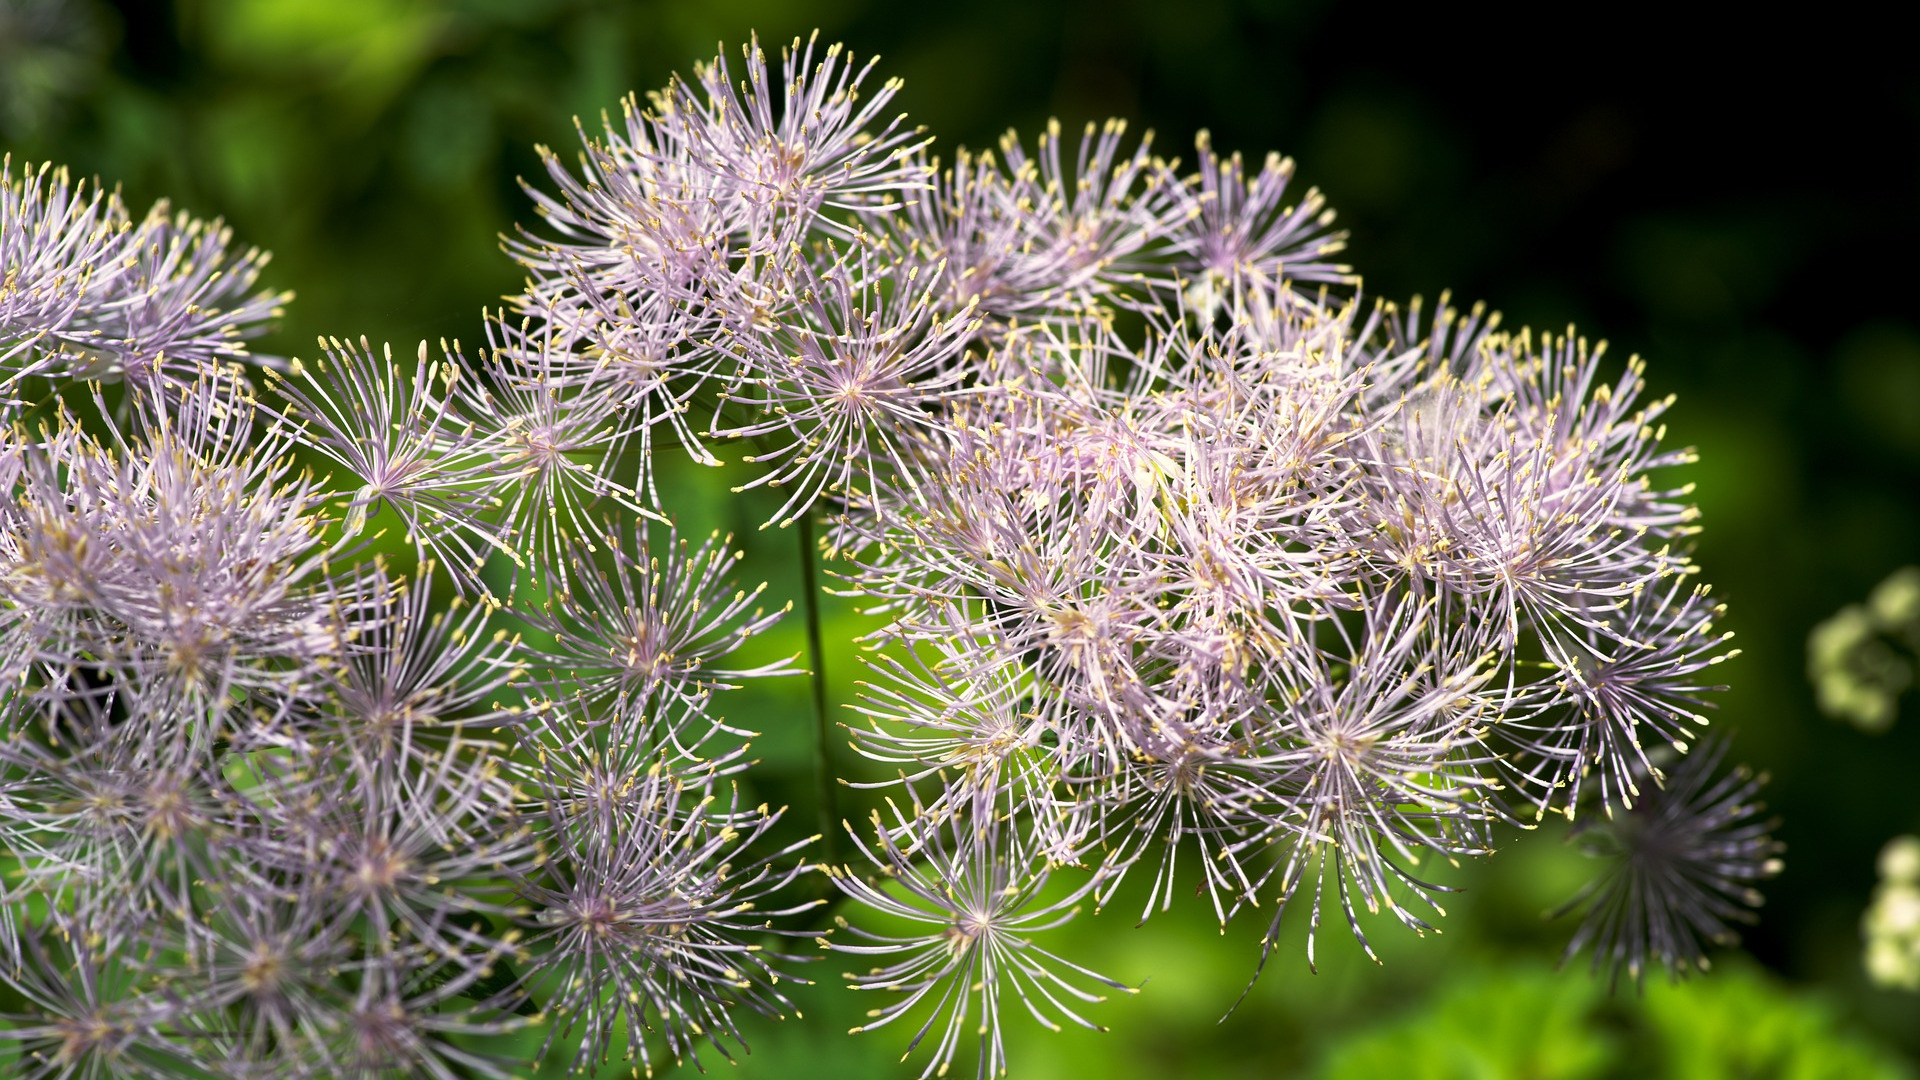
{"left": 2, "top": 156, "right": 287, "bottom": 393}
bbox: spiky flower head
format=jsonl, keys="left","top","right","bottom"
{"left": 1553, "top": 737, "right": 1784, "bottom": 987}
{"left": 831, "top": 803, "right": 1132, "bottom": 1080}
{"left": 511, "top": 702, "right": 818, "bottom": 1077}
{"left": 2, "top": 156, "right": 287, "bottom": 393}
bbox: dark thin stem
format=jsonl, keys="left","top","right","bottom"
{"left": 797, "top": 510, "right": 842, "bottom": 872}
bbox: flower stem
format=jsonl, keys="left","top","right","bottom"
{"left": 797, "top": 510, "right": 842, "bottom": 872}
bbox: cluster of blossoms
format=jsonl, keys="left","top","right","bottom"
{"left": 1864, "top": 835, "right": 1920, "bottom": 990}
{"left": 0, "top": 163, "right": 813, "bottom": 1076}
{"left": 1, "top": 32, "right": 1784, "bottom": 1080}
{"left": 1809, "top": 564, "right": 1920, "bottom": 733}
{"left": 1809, "top": 567, "right": 1920, "bottom": 990}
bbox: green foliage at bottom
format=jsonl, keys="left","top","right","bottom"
{"left": 1317, "top": 962, "right": 1911, "bottom": 1080}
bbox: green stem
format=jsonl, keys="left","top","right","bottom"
{"left": 797, "top": 511, "right": 843, "bottom": 873}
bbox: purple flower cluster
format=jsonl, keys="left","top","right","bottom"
{"left": 2, "top": 31, "right": 1783, "bottom": 1080}
{"left": 0, "top": 386, "right": 811, "bottom": 1076}
{"left": 0, "top": 318, "right": 810, "bottom": 1073}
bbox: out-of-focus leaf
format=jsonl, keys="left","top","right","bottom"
{"left": 1641, "top": 966, "right": 1914, "bottom": 1080}
{"left": 194, "top": 0, "right": 450, "bottom": 120}
{"left": 1314, "top": 965, "right": 1613, "bottom": 1080}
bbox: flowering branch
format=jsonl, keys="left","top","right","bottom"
{"left": 0, "top": 29, "right": 1785, "bottom": 1080}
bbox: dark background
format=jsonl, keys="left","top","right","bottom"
{"left": 6, "top": 0, "right": 1918, "bottom": 1074}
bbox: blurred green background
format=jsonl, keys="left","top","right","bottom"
{"left": 5, "top": 0, "right": 1919, "bottom": 1075}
